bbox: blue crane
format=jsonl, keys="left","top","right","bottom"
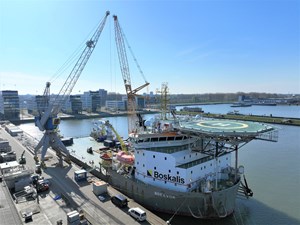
{"left": 34, "top": 11, "right": 110, "bottom": 167}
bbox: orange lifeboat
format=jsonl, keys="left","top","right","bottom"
{"left": 116, "top": 151, "right": 135, "bottom": 165}
{"left": 100, "top": 153, "right": 112, "bottom": 161}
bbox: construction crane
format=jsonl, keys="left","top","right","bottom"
{"left": 104, "top": 120, "right": 127, "bottom": 152}
{"left": 113, "top": 15, "right": 149, "bottom": 134}
{"left": 34, "top": 11, "right": 110, "bottom": 167}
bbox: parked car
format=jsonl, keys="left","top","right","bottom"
{"left": 111, "top": 194, "right": 128, "bottom": 208}
{"left": 128, "top": 207, "right": 147, "bottom": 222}
{"left": 35, "top": 164, "right": 41, "bottom": 174}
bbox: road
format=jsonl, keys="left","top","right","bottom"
{"left": 0, "top": 126, "right": 166, "bottom": 225}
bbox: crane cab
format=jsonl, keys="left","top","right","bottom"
{"left": 35, "top": 116, "right": 60, "bottom": 130}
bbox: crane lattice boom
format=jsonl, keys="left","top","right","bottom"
{"left": 34, "top": 11, "right": 110, "bottom": 166}
{"left": 37, "top": 11, "right": 110, "bottom": 130}
{"left": 113, "top": 15, "right": 149, "bottom": 133}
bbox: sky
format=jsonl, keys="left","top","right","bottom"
{"left": 0, "top": 0, "right": 299, "bottom": 95}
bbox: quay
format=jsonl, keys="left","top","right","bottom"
{"left": 0, "top": 126, "right": 167, "bottom": 225}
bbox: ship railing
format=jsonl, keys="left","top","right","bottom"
{"left": 255, "top": 129, "right": 278, "bottom": 142}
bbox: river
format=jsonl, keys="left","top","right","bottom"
{"left": 18, "top": 104, "right": 300, "bottom": 225}
{"left": 177, "top": 104, "right": 300, "bottom": 118}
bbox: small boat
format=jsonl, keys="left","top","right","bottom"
{"left": 87, "top": 147, "right": 93, "bottom": 154}
{"left": 231, "top": 102, "right": 252, "bottom": 107}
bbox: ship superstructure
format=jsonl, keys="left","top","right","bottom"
{"left": 101, "top": 112, "right": 277, "bottom": 219}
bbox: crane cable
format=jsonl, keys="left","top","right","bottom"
{"left": 48, "top": 18, "right": 104, "bottom": 85}
{"left": 118, "top": 22, "right": 148, "bottom": 84}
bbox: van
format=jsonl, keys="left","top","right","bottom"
{"left": 128, "top": 207, "right": 147, "bottom": 222}
{"left": 111, "top": 194, "right": 128, "bottom": 208}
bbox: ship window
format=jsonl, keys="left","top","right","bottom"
{"left": 165, "top": 157, "right": 167, "bottom": 160}
{"left": 159, "top": 137, "right": 167, "bottom": 141}
{"left": 191, "top": 171, "right": 193, "bottom": 174}
{"left": 167, "top": 137, "right": 174, "bottom": 141}
{"left": 175, "top": 183, "right": 177, "bottom": 186}
{"left": 144, "top": 138, "right": 150, "bottom": 142}
{"left": 153, "top": 178, "right": 155, "bottom": 181}
{"left": 169, "top": 170, "right": 171, "bottom": 173}
{"left": 190, "top": 155, "right": 191, "bottom": 158}
{"left": 165, "top": 181, "right": 167, "bottom": 184}
{"left": 175, "top": 136, "right": 183, "bottom": 140}
{"left": 153, "top": 155, "right": 155, "bottom": 158}
{"left": 219, "top": 160, "right": 221, "bottom": 163}
{"left": 204, "top": 166, "right": 206, "bottom": 169}
{"left": 137, "top": 162, "right": 139, "bottom": 165}
{"left": 226, "top": 157, "right": 228, "bottom": 160}
{"left": 143, "top": 164, "right": 145, "bottom": 167}
{"left": 177, "top": 171, "right": 179, "bottom": 175}
{"left": 154, "top": 167, "right": 156, "bottom": 170}
{"left": 152, "top": 137, "right": 159, "bottom": 142}
{"left": 210, "top": 163, "right": 212, "bottom": 166}
{"left": 184, "top": 156, "right": 185, "bottom": 159}
{"left": 143, "top": 153, "right": 145, "bottom": 156}
{"left": 201, "top": 167, "right": 202, "bottom": 170}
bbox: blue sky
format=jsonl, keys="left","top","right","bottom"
{"left": 0, "top": 0, "right": 299, "bottom": 95}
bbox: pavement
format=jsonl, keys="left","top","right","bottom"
{"left": 0, "top": 126, "right": 167, "bottom": 225}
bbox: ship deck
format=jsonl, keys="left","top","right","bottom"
{"left": 179, "top": 119, "right": 274, "bottom": 137}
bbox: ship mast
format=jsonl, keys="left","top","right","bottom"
{"left": 156, "top": 82, "right": 169, "bottom": 120}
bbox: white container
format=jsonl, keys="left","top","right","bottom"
{"left": 67, "top": 210, "right": 80, "bottom": 223}
{"left": 92, "top": 181, "right": 107, "bottom": 196}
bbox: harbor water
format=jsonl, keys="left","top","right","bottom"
{"left": 177, "top": 104, "right": 300, "bottom": 118}
{"left": 18, "top": 104, "right": 300, "bottom": 225}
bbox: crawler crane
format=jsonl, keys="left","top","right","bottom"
{"left": 113, "top": 15, "right": 149, "bottom": 134}
{"left": 34, "top": 11, "right": 110, "bottom": 167}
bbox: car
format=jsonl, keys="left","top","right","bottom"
{"left": 37, "top": 183, "right": 49, "bottom": 193}
{"left": 35, "top": 164, "right": 42, "bottom": 174}
{"left": 128, "top": 207, "right": 147, "bottom": 222}
{"left": 111, "top": 194, "right": 128, "bottom": 208}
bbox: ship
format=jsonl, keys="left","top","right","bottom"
{"left": 98, "top": 111, "right": 277, "bottom": 219}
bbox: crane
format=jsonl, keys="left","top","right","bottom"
{"left": 113, "top": 15, "right": 149, "bottom": 134}
{"left": 34, "top": 11, "right": 110, "bottom": 167}
{"left": 104, "top": 120, "right": 127, "bottom": 153}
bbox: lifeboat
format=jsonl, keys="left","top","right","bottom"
{"left": 116, "top": 151, "right": 135, "bottom": 165}
{"left": 100, "top": 153, "right": 112, "bottom": 161}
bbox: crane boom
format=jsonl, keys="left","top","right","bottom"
{"left": 34, "top": 11, "right": 110, "bottom": 166}
{"left": 37, "top": 11, "right": 110, "bottom": 130}
{"left": 104, "top": 120, "right": 127, "bottom": 153}
{"left": 113, "top": 15, "right": 149, "bottom": 133}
